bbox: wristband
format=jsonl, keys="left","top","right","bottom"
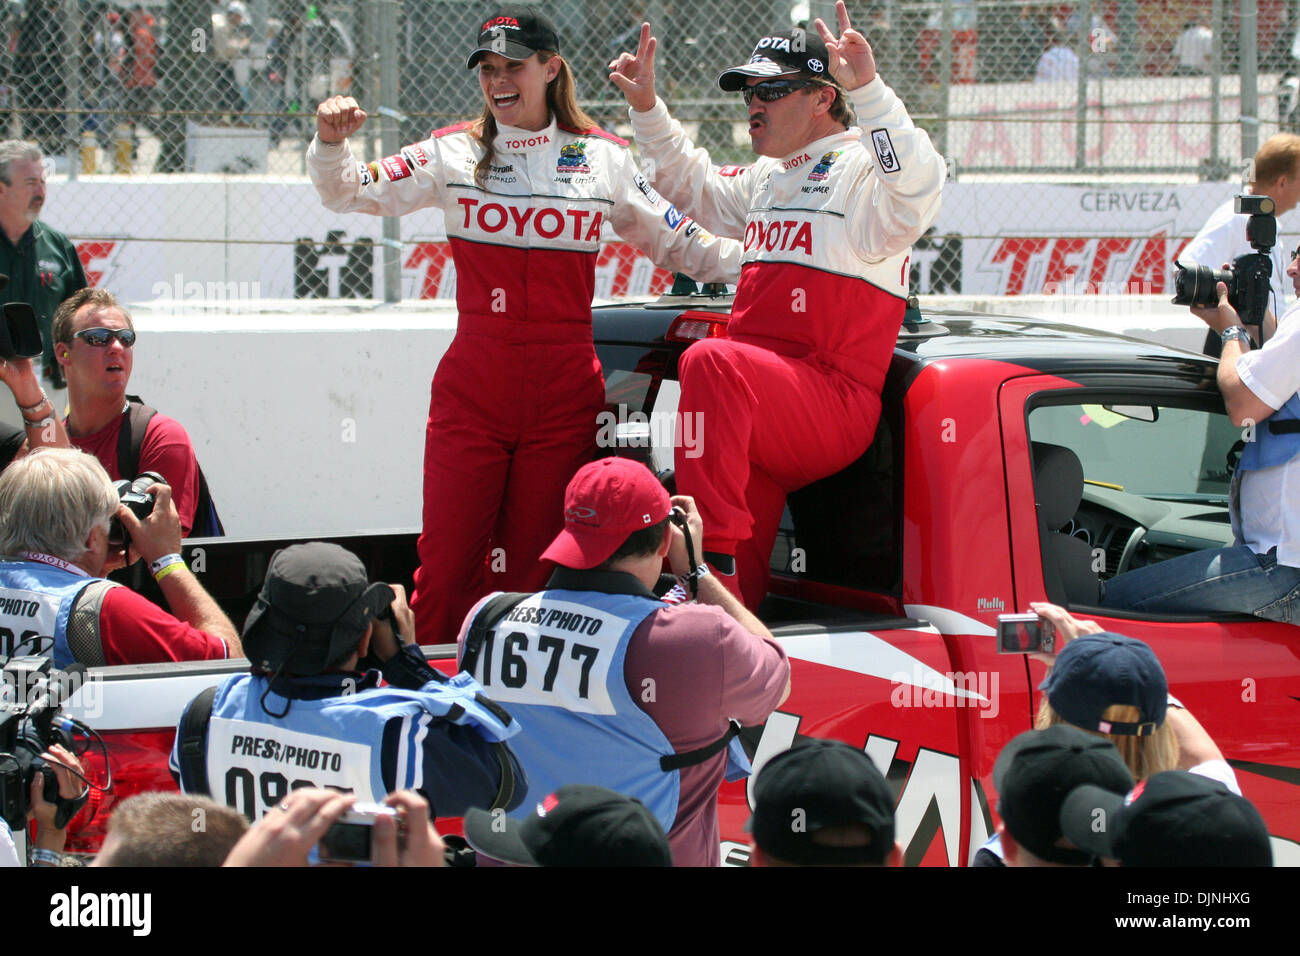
{"left": 29, "top": 848, "right": 74, "bottom": 867}
{"left": 17, "top": 393, "right": 49, "bottom": 414}
{"left": 21, "top": 414, "right": 55, "bottom": 429}
{"left": 149, "top": 552, "right": 184, "bottom": 576}
{"left": 1220, "top": 326, "right": 1253, "bottom": 348}
{"left": 153, "top": 561, "right": 186, "bottom": 582}
{"left": 677, "top": 563, "right": 711, "bottom": 586}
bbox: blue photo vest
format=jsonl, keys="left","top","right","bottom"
{"left": 196, "top": 671, "right": 518, "bottom": 820}
{"left": 464, "top": 588, "right": 685, "bottom": 829}
{"left": 1239, "top": 392, "right": 1300, "bottom": 473}
{"left": 0, "top": 559, "right": 102, "bottom": 667}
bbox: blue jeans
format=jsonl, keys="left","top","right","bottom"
{"left": 1101, "top": 546, "right": 1300, "bottom": 624}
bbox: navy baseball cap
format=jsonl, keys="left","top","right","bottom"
{"left": 718, "top": 29, "right": 834, "bottom": 91}
{"left": 1040, "top": 633, "right": 1167, "bottom": 735}
{"left": 466, "top": 5, "right": 560, "bottom": 68}
{"left": 1060, "top": 770, "right": 1273, "bottom": 867}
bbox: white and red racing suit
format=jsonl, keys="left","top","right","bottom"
{"left": 308, "top": 118, "right": 740, "bottom": 643}
{"left": 628, "top": 76, "right": 945, "bottom": 606}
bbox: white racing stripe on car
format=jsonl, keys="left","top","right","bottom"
{"left": 776, "top": 627, "right": 988, "bottom": 703}
{"left": 904, "top": 604, "right": 997, "bottom": 637}
{"left": 63, "top": 671, "right": 239, "bottom": 731}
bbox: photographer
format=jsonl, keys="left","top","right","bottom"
{"left": 171, "top": 542, "right": 525, "bottom": 821}
{"left": 0, "top": 447, "right": 239, "bottom": 666}
{"left": 1178, "top": 134, "right": 1300, "bottom": 320}
{"left": 456, "top": 458, "right": 790, "bottom": 866}
{"left": 1102, "top": 245, "right": 1300, "bottom": 623}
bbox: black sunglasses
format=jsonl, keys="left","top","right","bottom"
{"left": 73, "top": 327, "right": 136, "bottom": 348}
{"left": 741, "top": 79, "right": 818, "bottom": 105}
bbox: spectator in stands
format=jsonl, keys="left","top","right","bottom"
{"left": 92, "top": 792, "right": 248, "bottom": 866}
{"left": 1061, "top": 769, "right": 1273, "bottom": 866}
{"left": 1035, "top": 28, "right": 1078, "bottom": 82}
{"left": 464, "top": 784, "right": 672, "bottom": 867}
{"left": 0, "top": 141, "right": 88, "bottom": 389}
{"left": 171, "top": 541, "right": 525, "bottom": 821}
{"left": 0, "top": 447, "right": 240, "bottom": 666}
{"left": 49, "top": 288, "right": 213, "bottom": 536}
{"left": 1172, "top": 16, "right": 1213, "bottom": 75}
{"left": 118, "top": 7, "right": 160, "bottom": 170}
{"left": 748, "top": 738, "right": 901, "bottom": 867}
{"left": 973, "top": 725, "right": 1133, "bottom": 867}
{"left": 12, "top": 0, "right": 67, "bottom": 155}
{"left": 213, "top": 0, "right": 253, "bottom": 113}
{"left": 1172, "top": 133, "right": 1300, "bottom": 320}
{"left": 223, "top": 788, "right": 447, "bottom": 867}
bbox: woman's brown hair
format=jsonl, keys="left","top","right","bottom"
{"left": 1036, "top": 696, "right": 1180, "bottom": 782}
{"left": 472, "top": 52, "right": 597, "bottom": 189}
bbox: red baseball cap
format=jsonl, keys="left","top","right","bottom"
{"left": 541, "top": 458, "right": 671, "bottom": 569}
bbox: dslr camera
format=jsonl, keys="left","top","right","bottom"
{"left": 107, "top": 472, "right": 166, "bottom": 549}
{"left": 1172, "top": 194, "right": 1276, "bottom": 328}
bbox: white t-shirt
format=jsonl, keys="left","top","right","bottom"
{"left": 0, "top": 818, "right": 19, "bottom": 867}
{"left": 1036, "top": 46, "right": 1079, "bottom": 82}
{"left": 1178, "top": 198, "right": 1292, "bottom": 317}
{"left": 1189, "top": 759, "right": 1243, "bottom": 796}
{"left": 1174, "top": 26, "right": 1213, "bottom": 72}
{"left": 1235, "top": 299, "right": 1300, "bottom": 566}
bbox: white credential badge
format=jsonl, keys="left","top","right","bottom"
{"left": 207, "top": 718, "right": 374, "bottom": 818}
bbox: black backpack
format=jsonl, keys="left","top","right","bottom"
{"left": 118, "top": 396, "right": 224, "bottom": 537}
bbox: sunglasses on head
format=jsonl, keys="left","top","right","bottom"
{"left": 73, "top": 327, "right": 136, "bottom": 348}
{"left": 741, "top": 79, "right": 818, "bottom": 105}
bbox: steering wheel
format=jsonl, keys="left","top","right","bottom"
{"left": 1114, "top": 525, "right": 1147, "bottom": 576}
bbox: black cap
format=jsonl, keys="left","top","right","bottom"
{"left": 993, "top": 725, "right": 1134, "bottom": 865}
{"left": 242, "top": 542, "right": 393, "bottom": 676}
{"left": 1060, "top": 770, "right": 1273, "bottom": 867}
{"left": 1040, "top": 633, "right": 1168, "bottom": 736}
{"left": 718, "top": 29, "right": 834, "bottom": 91}
{"left": 463, "top": 785, "right": 672, "bottom": 867}
{"left": 466, "top": 5, "right": 560, "bottom": 68}
{"left": 748, "top": 739, "right": 895, "bottom": 865}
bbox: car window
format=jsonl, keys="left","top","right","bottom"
{"left": 1027, "top": 397, "right": 1239, "bottom": 581}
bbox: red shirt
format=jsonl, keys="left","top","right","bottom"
{"left": 623, "top": 603, "right": 788, "bottom": 866}
{"left": 97, "top": 585, "right": 229, "bottom": 666}
{"left": 68, "top": 412, "right": 200, "bottom": 536}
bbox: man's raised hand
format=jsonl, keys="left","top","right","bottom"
{"left": 316, "top": 95, "right": 368, "bottom": 144}
{"left": 608, "top": 22, "right": 658, "bottom": 113}
{"left": 814, "top": 0, "right": 877, "bottom": 90}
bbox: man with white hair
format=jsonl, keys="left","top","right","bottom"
{"left": 0, "top": 447, "right": 238, "bottom": 666}
{"left": 0, "top": 140, "right": 87, "bottom": 387}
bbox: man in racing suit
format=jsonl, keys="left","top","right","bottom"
{"left": 308, "top": 15, "right": 740, "bottom": 643}
{"left": 611, "top": 5, "right": 944, "bottom": 605}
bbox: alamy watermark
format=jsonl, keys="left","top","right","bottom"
{"left": 595, "top": 404, "right": 704, "bottom": 459}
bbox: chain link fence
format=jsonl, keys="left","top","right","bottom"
{"left": 8, "top": 0, "right": 1298, "bottom": 300}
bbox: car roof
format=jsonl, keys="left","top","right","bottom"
{"left": 593, "top": 302, "right": 1220, "bottom": 388}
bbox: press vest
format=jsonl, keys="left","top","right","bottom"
{"left": 200, "top": 671, "right": 518, "bottom": 820}
{"left": 0, "top": 559, "right": 108, "bottom": 667}
{"left": 464, "top": 588, "right": 683, "bottom": 828}
{"left": 1239, "top": 392, "right": 1300, "bottom": 472}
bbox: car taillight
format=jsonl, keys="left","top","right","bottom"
{"left": 64, "top": 729, "right": 180, "bottom": 855}
{"left": 666, "top": 310, "right": 729, "bottom": 342}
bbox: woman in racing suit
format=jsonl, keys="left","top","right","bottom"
{"left": 308, "top": 8, "right": 738, "bottom": 643}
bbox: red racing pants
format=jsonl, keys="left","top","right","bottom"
{"left": 674, "top": 337, "right": 881, "bottom": 608}
{"left": 411, "top": 323, "right": 603, "bottom": 644}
